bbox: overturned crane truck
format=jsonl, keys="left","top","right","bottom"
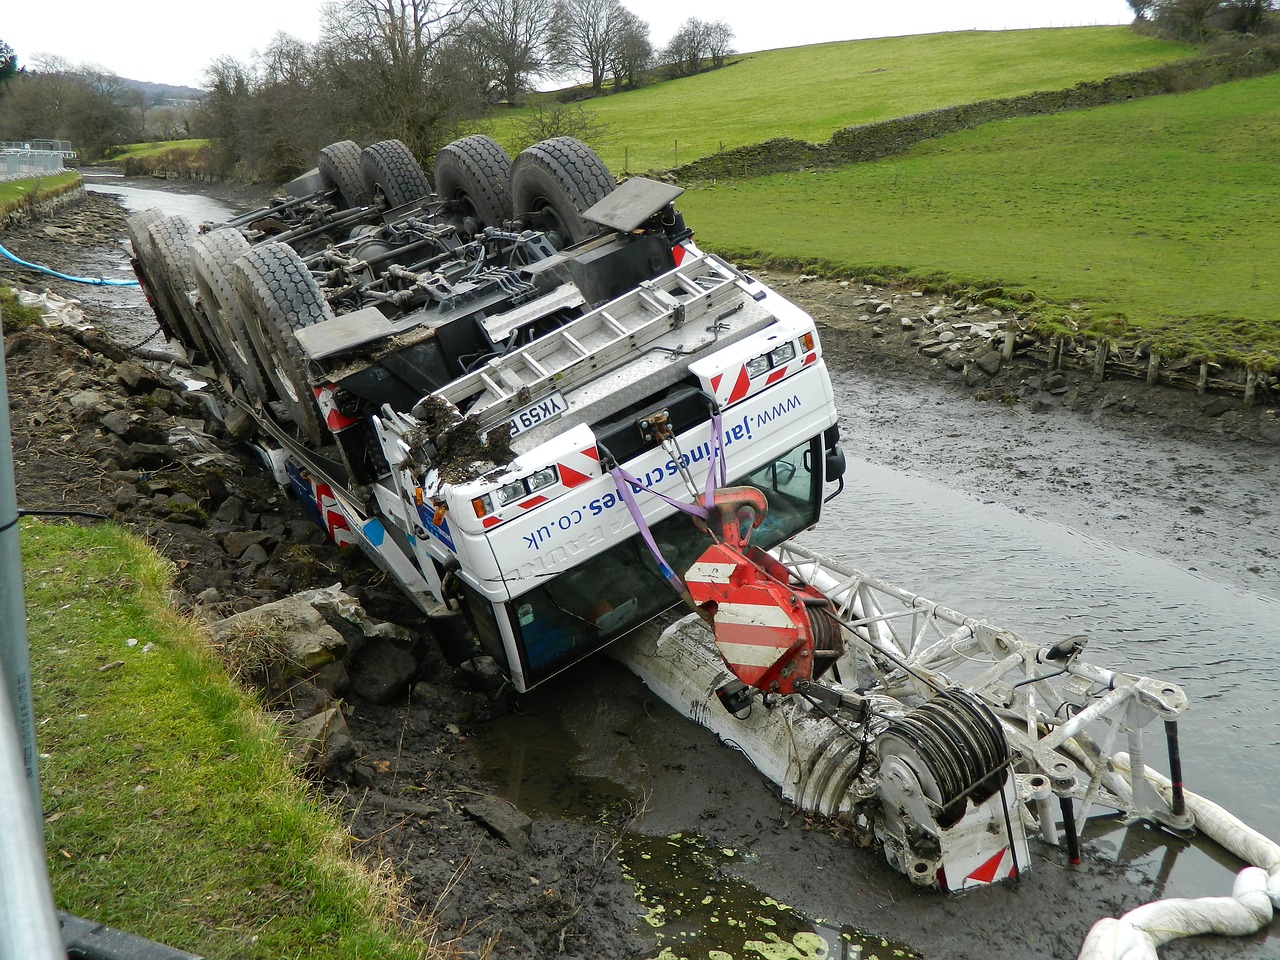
{"left": 127, "top": 136, "right": 1280, "bottom": 957}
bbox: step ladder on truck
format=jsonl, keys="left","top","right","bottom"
{"left": 125, "top": 135, "right": 1280, "bottom": 959}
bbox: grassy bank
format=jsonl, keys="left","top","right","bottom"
{"left": 485, "top": 27, "right": 1193, "bottom": 173}
{"left": 0, "top": 288, "right": 42, "bottom": 326}
{"left": 678, "top": 72, "right": 1280, "bottom": 368}
{"left": 107, "top": 139, "right": 210, "bottom": 161}
{"left": 0, "top": 173, "right": 82, "bottom": 220}
{"left": 104, "top": 140, "right": 216, "bottom": 179}
{"left": 21, "top": 521, "right": 440, "bottom": 960}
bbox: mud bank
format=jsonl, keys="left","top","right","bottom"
{"left": 2, "top": 185, "right": 1277, "bottom": 960}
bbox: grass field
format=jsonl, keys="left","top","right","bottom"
{"left": 676, "top": 71, "right": 1280, "bottom": 365}
{"left": 108, "top": 139, "right": 209, "bottom": 160}
{"left": 483, "top": 27, "right": 1194, "bottom": 173}
{"left": 21, "top": 522, "right": 440, "bottom": 960}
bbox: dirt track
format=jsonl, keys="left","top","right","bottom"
{"left": 3, "top": 183, "right": 1278, "bottom": 960}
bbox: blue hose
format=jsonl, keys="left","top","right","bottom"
{"left": 0, "top": 240, "right": 139, "bottom": 287}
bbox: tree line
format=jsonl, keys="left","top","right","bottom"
{"left": 1130, "top": 0, "right": 1275, "bottom": 40}
{"left": 8, "top": 0, "right": 1271, "bottom": 179}
{"left": 0, "top": 0, "right": 736, "bottom": 175}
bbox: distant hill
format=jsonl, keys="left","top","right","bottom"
{"left": 120, "top": 78, "right": 205, "bottom": 105}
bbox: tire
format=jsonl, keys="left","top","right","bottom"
{"left": 434, "top": 135, "right": 512, "bottom": 231}
{"left": 360, "top": 139, "right": 432, "bottom": 208}
{"left": 190, "top": 228, "right": 273, "bottom": 402}
{"left": 126, "top": 208, "right": 179, "bottom": 340}
{"left": 125, "top": 208, "right": 164, "bottom": 259}
{"left": 232, "top": 242, "right": 334, "bottom": 446}
{"left": 147, "top": 215, "right": 213, "bottom": 360}
{"left": 318, "top": 139, "right": 370, "bottom": 208}
{"left": 510, "top": 137, "right": 616, "bottom": 249}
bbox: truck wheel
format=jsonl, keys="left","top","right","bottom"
{"left": 125, "top": 208, "right": 163, "bottom": 261}
{"left": 126, "top": 209, "right": 179, "bottom": 341}
{"left": 318, "top": 139, "right": 370, "bottom": 208}
{"left": 360, "top": 139, "right": 432, "bottom": 208}
{"left": 510, "top": 137, "right": 616, "bottom": 249}
{"left": 232, "top": 242, "right": 334, "bottom": 446}
{"left": 147, "top": 215, "right": 214, "bottom": 361}
{"left": 190, "top": 228, "right": 273, "bottom": 402}
{"left": 434, "top": 135, "right": 512, "bottom": 232}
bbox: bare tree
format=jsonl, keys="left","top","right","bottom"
{"left": 73, "top": 66, "right": 140, "bottom": 154}
{"left": 662, "top": 17, "right": 709, "bottom": 78}
{"left": 704, "top": 19, "right": 734, "bottom": 69}
{"left": 145, "top": 106, "right": 191, "bottom": 140}
{"left": 324, "top": 0, "right": 471, "bottom": 72}
{"left": 1153, "top": 0, "right": 1223, "bottom": 38}
{"left": 549, "top": 0, "right": 625, "bottom": 93}
{"left": 195, "top": 56, "right": 254, "bottom": 174}
{"left": 318, "top": 0, "right": 479, "bottom": 157}
{"left": 511, "top": 101, "right": 607, "bottom": 147}
{"left": 465, "top": 0, "right": 557, "bottom": 101}
{"left": 607, "top": 8, "right": 651, "bottom": 90}
{"left": 0, "top": 63, "right": 135, "bottom": 159}
{"left": 1222, "top": 0, "right": 1275, "bottom": 31}
{"left": 250, "top": 34, "right": 328, "bottom": 180}
{"left": 258, "top": 31, "right": 314, "bottom": 86}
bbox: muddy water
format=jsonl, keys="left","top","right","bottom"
{"left": 86, "top": 177, "right": 245, "bottom": 226}
{"left": 806, "top": 443, "right": 1280, "bottom": 885}
{"left": 816, "top": 372, "right": 1280, "bottom": 845}
{"left": 807, "top": 460, "right": 1280, "bottom": 855}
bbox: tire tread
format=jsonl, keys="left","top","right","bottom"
{"left": 361, "top": 140, "right": 431, "bottom": 208}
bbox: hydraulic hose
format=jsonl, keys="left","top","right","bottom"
{"left": 0, "top": 240, "right": 139, "bottom": 286}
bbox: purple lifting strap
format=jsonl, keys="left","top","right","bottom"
{"left": 607, "top": 411, "right": 728, "bottom": 594}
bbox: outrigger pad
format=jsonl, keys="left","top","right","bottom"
{"left": 582, "top": 177, "right": 685, "bottom": 233}
{"left": 295, "top": 306, "right": 417, "bottom": 360}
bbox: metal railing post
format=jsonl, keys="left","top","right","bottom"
{"left": 0, "top": 310, "right": 65, "bottom": 960}
{"left": 0, "top": 665, "right": 66, "bottom": 960}
{"left": 0, "top": 309, "right": 40, "bottom": 816}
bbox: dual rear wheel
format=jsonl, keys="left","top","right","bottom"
{"left": 433, "top": 134, "right": 617, "bottom": 248}
{"left": 510, "top": 136, "right": 616, "bottom": 248}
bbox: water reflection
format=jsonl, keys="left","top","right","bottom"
{"left": 84, "top": 180, "right": 241, "bottom": 225}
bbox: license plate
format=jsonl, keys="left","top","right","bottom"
{"left": 507, "top": 391, "right": 568, "bottom": 437}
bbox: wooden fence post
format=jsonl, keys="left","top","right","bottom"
{"left": 1046, "top": 337, "right": 1060, "bottom": 370}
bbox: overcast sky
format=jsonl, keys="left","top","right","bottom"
{"left": 4, "top": 0, "right": 1136, "bottom": 90}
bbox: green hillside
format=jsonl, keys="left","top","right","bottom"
{"left": 485, "top": 27, "right": 1194, "bottom": 174}
{"left": 677, "top": 72, "right": 1280, "bottom": 365}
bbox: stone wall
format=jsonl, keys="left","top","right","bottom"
{"left": 0, "top": 180, "right": 85, "bottom": 230}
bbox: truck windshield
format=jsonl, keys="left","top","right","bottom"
{"left": 511, "top": 436, "right": 822, "bottom": 686}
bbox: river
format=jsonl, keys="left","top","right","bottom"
{"left": 88, "top": 178, "right": 1280, "bottom": 959}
